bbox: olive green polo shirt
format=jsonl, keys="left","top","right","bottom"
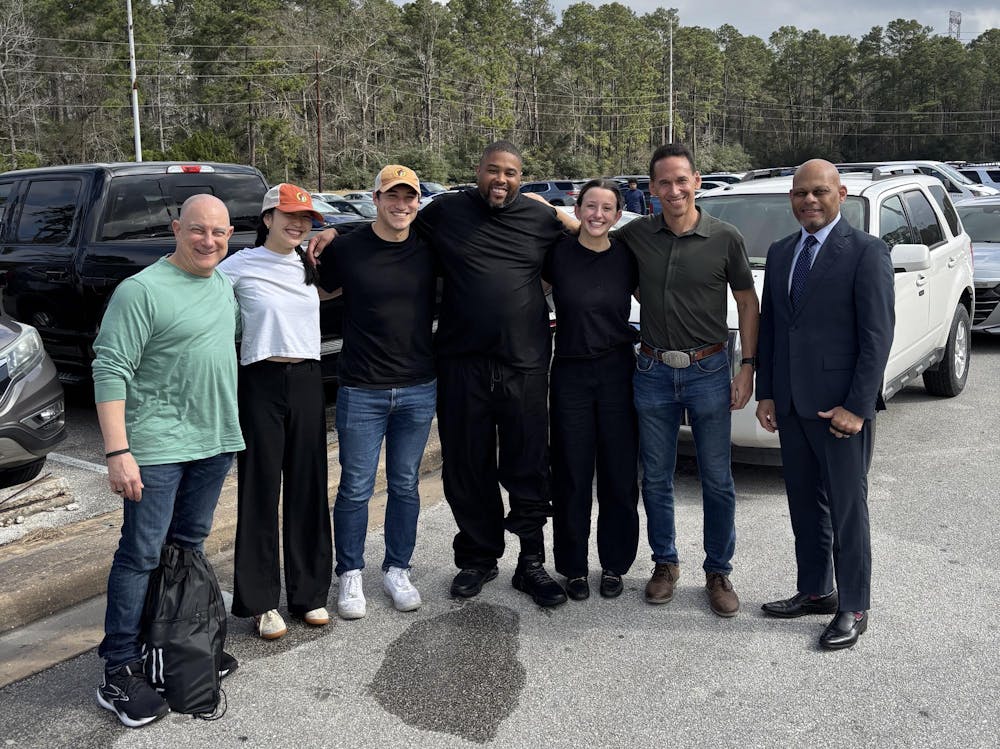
{"left": 614, "top": 207, "right": 754, "bottom": 351}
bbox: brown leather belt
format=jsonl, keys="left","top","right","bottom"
{"left": 638, "top": 341, "right": 726, "bottom": 368}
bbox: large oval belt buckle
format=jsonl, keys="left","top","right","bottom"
{"left": 662, "top": 350, "right": 691, "bottom": 369}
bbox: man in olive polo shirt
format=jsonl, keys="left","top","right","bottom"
{"left": 615, "top": 143, "right": 759, "bottom": 617}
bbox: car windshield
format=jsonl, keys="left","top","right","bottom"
{"left": 934, "top": 162, "right": 976, "bottom": 186}
{"left": 956, "top": 204, "right": 1000, "bottom": 242}
{"left": 350, "top": 202, "right": 377, "bottom": 218}
{"left": 311, "top": 198, "right": 339, "bottom": 213}
{"left": 697, "top": 194, "right": 866, "bottom": 265}
{"left": 422, "top": 182, "right": 446, "bottom": 193}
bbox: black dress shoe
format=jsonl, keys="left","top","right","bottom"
{"left": 450, "top": 567, "right": 499, "bottom": 598}
{"left": 512, "top": 555, "right": 568, "bottom": 607}
{"left": 761, "top": 591, "right": 839, "bottom": 618}
{"left": 820, "top": 610, "right": 868, "bottom": 650}
{"left": 599, "top": 570, "right": 623, "bottom": 598}
{"left": 564, "top": 576, "right": 590, "bottom": 601}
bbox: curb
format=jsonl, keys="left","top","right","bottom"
{"left": 0, "top": 427, "right": 443, "bottom": 634}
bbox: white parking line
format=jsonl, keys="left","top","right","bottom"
{"left": 45, "top": 453, "right": 108, "bottom": 475}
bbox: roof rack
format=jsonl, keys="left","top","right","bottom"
{"left": 871, "top": 165, "right": 921, "bottom": 180}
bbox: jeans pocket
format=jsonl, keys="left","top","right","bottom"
{"left": 694, "top": 350, "right": 729, "bottom": 375}
{"left": 635, "top": 351, "right": 654, "bottom": 373}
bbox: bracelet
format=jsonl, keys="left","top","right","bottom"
{"left": 105, "top": 448, "right": 131, "bottom": 458}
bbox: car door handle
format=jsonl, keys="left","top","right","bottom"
{"left": 45, "top": 270, "right": 68, "bottom": 281}
{"left": 915, "top": 275, "right": 928, "bottom": 287}
{"left": 947, "top": 257, "right": 958, "bottom": 268}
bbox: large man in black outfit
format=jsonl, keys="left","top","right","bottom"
{"left": 755, "top": 159, "right": 894, "bottom": 650}
{"left": 418, "top": 142, "right": 569, "bottom": 606}
{"left": 309, "top": 142, "right": 570, "bottom": 607}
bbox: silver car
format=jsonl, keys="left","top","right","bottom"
{"left": 0, "top": 312, "right": 66, "bottom": 487}
{"left": 955, "top": 196, "right": 1000, "bottom": 333}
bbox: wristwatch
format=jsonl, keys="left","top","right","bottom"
{"left": 740, "top": 356, "right": 757, "bottom": 369}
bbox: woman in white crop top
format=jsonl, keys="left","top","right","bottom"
{"left": 218, "top": 183, "right": 332, "bottom": 640}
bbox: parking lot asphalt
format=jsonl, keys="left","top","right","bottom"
{"left": 0, "top": 336, "right": 997, "bottom": 747}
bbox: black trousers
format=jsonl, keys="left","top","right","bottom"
{"left": 231, "top": 360, "right": 332, "bottom": 618}
{"left": 436, "top": 356, "right": 550, "bottom": 570}
{"left": 550, "top": 348, "right": 639, "bottom": 578}
{"left": 778, "top": 410, "right": 875, "bottom": 612}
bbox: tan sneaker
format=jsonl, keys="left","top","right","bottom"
{"left": 645, "top": 563, "right": 680, "bottom": 604}
{"left": 303, "top": 607, "right": 330, "bottom": 626}
{"left": 255, "top": 609, "right": 287, "bottom": 639}
{"left": 706, "top": 572, "right": 740, "bottom": 617}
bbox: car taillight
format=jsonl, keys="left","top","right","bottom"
{"left": 165, "top": 165, "right": 215, "bottom": 173}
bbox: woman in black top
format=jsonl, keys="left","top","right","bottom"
{"left": 543, "top": 179, "right": 640, "bottom": 600}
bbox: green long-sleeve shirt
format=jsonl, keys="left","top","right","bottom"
{"left": 92, "top": 257, "right": 245, "bottom": 465}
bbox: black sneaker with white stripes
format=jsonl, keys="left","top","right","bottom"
{"left": 96, "top": 660, "right": 169, "bottom": 728}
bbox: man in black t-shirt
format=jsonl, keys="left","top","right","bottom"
{"left": 317, "top": 165, "right": 437, "bottom": 621}
{"left": 417, "top": 141, "right": 570, "bottom": 607}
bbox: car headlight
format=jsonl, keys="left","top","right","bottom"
{"left": 2, "top": 325, "right": 44, "bottom": 379}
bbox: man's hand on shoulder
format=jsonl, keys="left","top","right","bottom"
{"left": 306, "top": 228, "right": 339, "bottom": 266}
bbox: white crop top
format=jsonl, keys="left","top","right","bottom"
{"left": 218, "top": 245, "right": 321, "bottom": 364}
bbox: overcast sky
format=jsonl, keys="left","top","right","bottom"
{"left": 549, "top": 1, "right": 1000, "bottom": 42}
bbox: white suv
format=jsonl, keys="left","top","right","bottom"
{"left": 693, "top": 172, "right": 975, "bottom": 464}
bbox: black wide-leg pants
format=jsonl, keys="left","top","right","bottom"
{"left": 550, "top": 347, "right": 639, "bottom": 579}
{"left": 436, "top": 356, "right": 550, "bottom": 571}
{"left": 231, "top": 360, "right": 332, "bottom": 618}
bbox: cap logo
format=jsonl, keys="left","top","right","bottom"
{"left": 295, "top": 190, "right": 307, "bottom": 203}
{"left": 395, "top": 168, "right": 407, "bottom": 177}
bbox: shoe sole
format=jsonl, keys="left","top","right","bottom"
{"left": 600, "top": 587, "right": 623, "bottom": 599}
{"left": 337, "top": 607, "right": 366, "bottom": 620}
{"left": 761, "top": 606, "right": 837, "bottom": 619}
{"left": 96, "top": 688, "right": 169, "bottom": 729}
{"left": 303, "top": 615, "right": 330, "bottom": 626}
{"left": 386, "top": 595, "right": 422, "bottom": 612}
{"left": 709, "top": 603, "right": 740, "bottom": 618}
{"left": 645, "top": 592, "right": 674, "bottom": 604}
{"left": 259, "top": 627, "right": 287, "bottom": 640}
{"left": 450, "top": 568, "right": 499, "bottom": 598}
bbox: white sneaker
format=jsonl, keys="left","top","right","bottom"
{"left": 255, "top": 609, "right": 287, "bottom": 640}
{"left": 337, "top": 570, "right": 366, "bottom": 620}
{"left": 383, "top": 566, "right": 422, "bottom": 612}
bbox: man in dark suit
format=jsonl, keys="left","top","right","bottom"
{"left": 755, "top": 159, "right": 894, "bottom": 650}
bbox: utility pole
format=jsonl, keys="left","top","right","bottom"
{"left": 315, "top": 49, "right": 323, "bottom": 191}
{"left": 668, "top": 17, "right": 674, "bottom": 143}
{"left": 125, "top": 0, "right": 142, "bottom": 161}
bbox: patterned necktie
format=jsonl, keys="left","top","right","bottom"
{"left": 790, "top": 235, "right": 818, "bottom": 309}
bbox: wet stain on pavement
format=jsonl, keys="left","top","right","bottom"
{"left": 369, "top": 602, "right": 525, "bottom": 743}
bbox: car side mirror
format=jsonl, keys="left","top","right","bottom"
{"left": 890, "top": 243, "right": 931, "bottom": 272}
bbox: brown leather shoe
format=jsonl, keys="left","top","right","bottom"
{"left": 705, "top": 572, "right": 740, "bottom": 617}
{"left": 644, "top": 563, "right": 680, "bottom": 604}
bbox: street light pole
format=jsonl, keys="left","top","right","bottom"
{"left": 125, "top": 0, "right": 142, "bottom": 162}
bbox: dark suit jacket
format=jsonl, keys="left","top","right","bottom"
{"left": 757, "top": 216, "right": 895, "bottom": 420}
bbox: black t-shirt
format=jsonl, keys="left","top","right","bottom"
{"left": 417, "top": 191, "right": 565, "bottom": 373}
{"left": 318, "top": 225, "right": 435, "bottom": 388}
{"left": 542, "top": 235, "right": 639, "bottom": 358}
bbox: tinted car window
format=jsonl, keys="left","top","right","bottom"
{"left": 698, "top": 194, "right": 865, "bottom": 261}
{"left": 879, "top": 195, "right": 915, "bottom": 247}
{"left": 0, "top": 182, "right": 11, "bottom": 228}
{"left": 956, "top": 203, "right": 1000, "bottom": 242}
{"left": 989, "top": 170, "right": 1000, "bottom": 182}
{"left": 555, "top": 182, "right": 574, "bottom": 190}
{"left": 960, "top": 170, "right": 982, "bottom": 183}
{"left": 926, "top": 184, "right": 961, "bottom": 237}
{"left": 520, "top": 183, "right": 543, "bottom": 193}
{"left": 901, "top": 190, "right": 945, "bottom": 247}
{"left": 99, "top": 173, "right": 265, "bottom": 240}
{"left": 16, "top": 179, "right": 81, "bottom": 244}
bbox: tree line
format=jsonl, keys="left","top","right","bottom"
{"left": 1, "top": 0, "right": 998, "bottom": 187}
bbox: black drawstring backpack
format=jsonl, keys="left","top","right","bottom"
{"left": 141, "top": 544, "right": 228, "bottom": 718}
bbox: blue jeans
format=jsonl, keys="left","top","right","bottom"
{"left": 99, "top": 453, "right": 234, "bottom": 670}
{"left": 633, "top": 349, "right": 736, "bottom": 574}
{"left": 333, "top": 381, "right": 436, "bottom": 576}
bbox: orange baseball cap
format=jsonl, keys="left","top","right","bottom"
{"left": 261, "top": 183, "right": 323, "bottom": 222}
{"left": 373, "top": 165, "right": 420, "bottom": 194}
